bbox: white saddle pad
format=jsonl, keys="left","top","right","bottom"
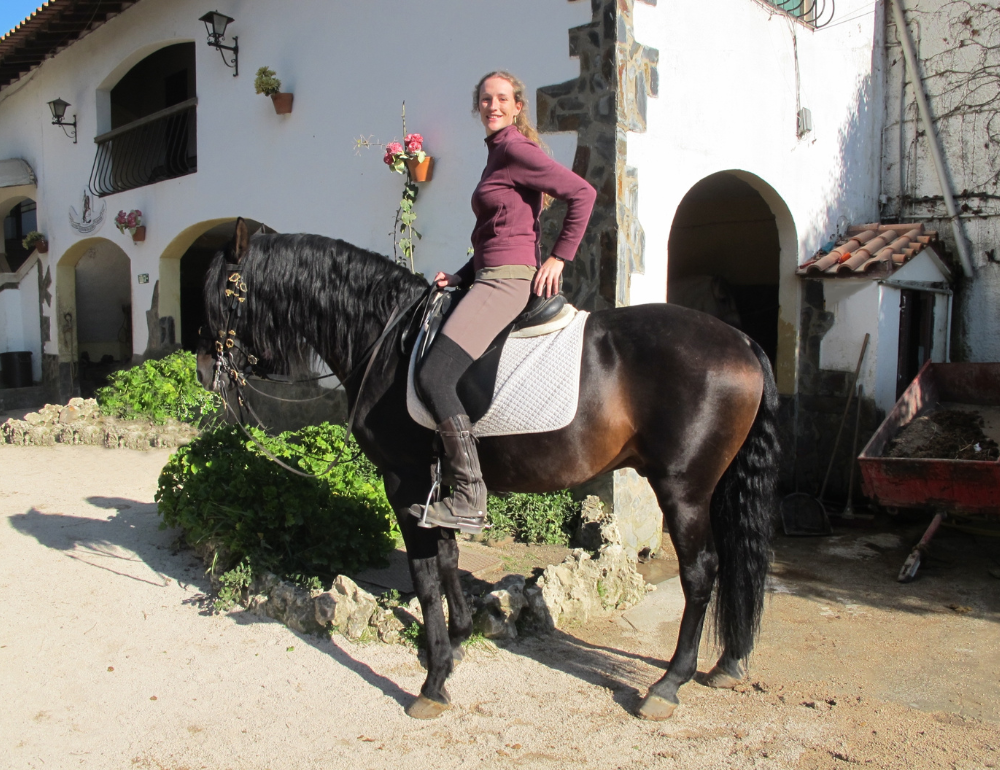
{"left": 406, "top": 310, "right": 590, "bottom": 437}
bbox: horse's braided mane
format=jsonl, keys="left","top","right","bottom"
{"left": 204, "top": 232, "right": 427, "bottom": 374}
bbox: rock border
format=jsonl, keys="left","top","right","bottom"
{"left": 199, "top": 497, "right": 652, "bottom": 646}
{"left": 1, "top": 398, "right": 199, "bottom": 449}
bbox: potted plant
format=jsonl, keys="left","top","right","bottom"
{"left": 115, "top": 209, "right": 145, "bottom": 242}
{"left": 255, "top": 66, "right": 293, "bottom": 115}
{"left": 355, "top": 104, "right": 434, "bottom": 272}
{"left": 22, "top": 231, "right": 48, "bottom": 254}
{"left": 384, "top": 131, "right": 433, "bottom": 183}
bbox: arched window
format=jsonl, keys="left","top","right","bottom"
{"left": 90, "top": 43, "right": 197, "bottom": 196}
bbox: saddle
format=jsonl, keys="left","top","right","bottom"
{"left": 409, "top": 289, "right": 576, "bottom": 423}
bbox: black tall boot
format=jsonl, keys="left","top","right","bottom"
{"left": 417, "top": 414, "right": 487, "bottom": 534}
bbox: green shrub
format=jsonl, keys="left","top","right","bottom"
{"left": 486, "top": 490, "right": 580, "bottom": 545}
{"left": 156, "top": 422, "right": 397, "bottom": 582}
{"left": 96, "top": 350, "right": 221, "bottom": 425}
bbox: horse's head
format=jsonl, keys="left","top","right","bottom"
{"left": 196, "top": 218, "right": 252, "bottom": 391}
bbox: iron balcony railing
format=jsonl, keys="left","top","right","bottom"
{"left": 89, "top": 97, "right": 197, "bottom": 197}
{"left": 760, "top": 0, "right": 835, "bottom": 27}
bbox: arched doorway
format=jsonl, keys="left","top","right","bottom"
{"left": 57, "top": 239, "right": 132, "bottom": 396}
{"left": 667, "top": 170, "right": 797, "bottom": 390}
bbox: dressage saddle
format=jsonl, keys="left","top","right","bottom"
{"left": 409, "top": 289, "right": 569, "bottom": 422}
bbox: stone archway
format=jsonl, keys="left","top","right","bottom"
{"left": 666, "top": 170, "right": 798, "bottom": 394}
{"left": 56, "top": 238, "right": 132, "bottom": 395}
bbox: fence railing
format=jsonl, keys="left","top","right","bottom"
{"left": 89, "top": 98, "right": 197, "bottom": 197}
{"left": 759, "top": 0, "right": 835, "bottom": 27}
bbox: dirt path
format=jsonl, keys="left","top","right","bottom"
{"left": 1, "top": 445, "right": 998, "bottom": 769}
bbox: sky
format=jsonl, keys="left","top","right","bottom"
{"left": 1, "top": 0, "right": 45, "bottom": 38}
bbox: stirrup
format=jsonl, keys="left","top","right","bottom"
{"left": 417, "top": 458, "right": 443, "bottom": 529}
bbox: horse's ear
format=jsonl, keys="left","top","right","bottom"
{"left": 232, "top": 217, "right": 250, "bottom": 263}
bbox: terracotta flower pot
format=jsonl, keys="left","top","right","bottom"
{"left": 34, "top": 239, "right": 49, "bottom": 254}
{"left": 131, "top": 226, "right": 146, "bottom": 243}
{"left": 270, "top": 93, "right": 294, "bottom": 115}
{"left": 406, "top": 156, "right": 434, "bottom": 182}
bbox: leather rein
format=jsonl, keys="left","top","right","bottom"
{"left": 210, "top": 264, "right": 431, "bottom": 478}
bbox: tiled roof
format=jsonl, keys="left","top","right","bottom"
{"left": 0, "top": 1, "right": 137, "bottom": 91}
{"left": 797, "top": 223, "right": 941, "bottom": 277}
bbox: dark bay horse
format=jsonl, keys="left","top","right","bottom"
{"left": 198, "top": 220, "right": 779, "bottom": 721}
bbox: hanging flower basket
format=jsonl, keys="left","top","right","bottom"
{"left": 131, "top": 225, "right": 146, "bottom": 243}
{"left": 271, "top": 93, "right": 294, "bottom": 114}
{"left": 34, "top": 239, "right": 49, "bottom": 254}
{"left": 405, "top": 156, "right": 434, "bottom": 182}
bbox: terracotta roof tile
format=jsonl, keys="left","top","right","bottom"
{"left": 797, "top": 223, "right": 940, "bottom": 278}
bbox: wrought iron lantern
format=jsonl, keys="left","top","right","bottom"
{"left": 199, "top": 11, "right": 238, "bottom": 76}
{"left": 47, "top": 98, "right": 77, "bottom": 143}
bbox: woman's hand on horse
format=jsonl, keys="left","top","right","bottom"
{"left": 434, "top": 272, "right": 461, "bottom": 288}
{"left": 534, "top": 257, "right": 564, "bottom": 297}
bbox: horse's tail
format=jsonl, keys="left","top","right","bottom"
{"left": 710, "top": 339, "right": 779, "bottom": 662}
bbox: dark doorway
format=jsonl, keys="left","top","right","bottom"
{"left": 896, "top": 289, "right": 935, "bottom": 399}
{"left": 667, "top": 172, "right": 781, "bottom": 365}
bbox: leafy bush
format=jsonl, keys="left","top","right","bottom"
{"left": 156, "top": 422, "right": 397, "bottom": 582}
{"left": 96, "top": 351, "right": 221, "bottom": 425}
{"left": 486, "top": 490, "right": 580, "bottom": 545}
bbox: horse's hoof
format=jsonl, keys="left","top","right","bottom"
{"left": 636, "top": 693, "right": 678, "bottom": 721}
{"left": 452, "top": 645, "right": 466, "bottom": 669}
{"left": 704, "top": 665, "right": 742, "bottom": 690}
{"left": 405, "top": 689, "right": 451, "bottom": 720}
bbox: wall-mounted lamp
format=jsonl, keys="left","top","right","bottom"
{"left": 47, "top": 98, "right": 77, "bottom": 143}
{"left": 199, "top": 11, "right": 238, "bottom": 76}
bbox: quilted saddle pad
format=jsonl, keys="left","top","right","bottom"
{"left": 406, "top": 310, "right": 589, "bottom": 437}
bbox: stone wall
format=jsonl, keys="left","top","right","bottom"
{"left": 535, "top": 0, "right": 663, "bottom": 559}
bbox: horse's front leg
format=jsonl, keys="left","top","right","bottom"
{"left": 436, "top": 530, "right": 473, "bottom": 666}
{"left": 384, "top": 470, "right": 459, "bottom": 719}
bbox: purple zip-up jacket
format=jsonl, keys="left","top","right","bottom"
{"left": 455, "top": 124, "right": 596, "bottom": 284}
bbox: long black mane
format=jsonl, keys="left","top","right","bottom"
{"left": 204, "top": 233, "right": 427, "bottom": 377}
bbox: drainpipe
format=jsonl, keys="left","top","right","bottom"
{"left": 890, "top": 0, "right": 974, "bottom": 278}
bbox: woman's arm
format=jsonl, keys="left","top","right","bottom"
{"left": 504, "top": 140, "right": 597, "bottom": 262}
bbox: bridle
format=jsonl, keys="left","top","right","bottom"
{"left": 208, "top": 263, "right": 432, "bottom": 478}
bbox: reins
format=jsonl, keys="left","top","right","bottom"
{"left": 211, "top": 264, "right": 431, "bottom": 478}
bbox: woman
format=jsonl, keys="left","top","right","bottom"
{"left": 413, "top": 70, "right": 596, "bottom": 534}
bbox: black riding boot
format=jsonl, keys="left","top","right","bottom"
{"left": 418, "top": 414, "right": 488, "bottom": 534}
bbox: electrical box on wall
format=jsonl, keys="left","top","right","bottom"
{"left": 797, "top": 107, "right": 812, "bottom": 137}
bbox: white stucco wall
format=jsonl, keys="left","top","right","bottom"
{"left": 0, "top": 260, "right": 44, "bottom": 383}
{"left": 628, "top": 0, "right": 886, "bottom": 393}
{"left": 0, "top": 0, "right": 589, "bottom": 360}
{"left": 817, "top": 252, "right": 951, "bottom": 413}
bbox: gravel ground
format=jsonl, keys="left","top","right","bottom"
{"left": 1, "top": 444, "right": 998, "bottom": 770}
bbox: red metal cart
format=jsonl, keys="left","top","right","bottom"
{"left": 858, "top": 361, "right": 1000, "bottom": 580}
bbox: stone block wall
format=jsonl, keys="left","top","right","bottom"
{"left": 535, "top": 0, "right": 664, "bottom": 558}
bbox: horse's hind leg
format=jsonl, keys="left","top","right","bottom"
{"left": 436, "top": 531, "right": 473, "bottom": 666}
{"left": 637, "top": 479, "right": 718, "bottom": 721}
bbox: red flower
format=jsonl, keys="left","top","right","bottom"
{"left": 404, "top": 133, "right": 423, "bottom": 153}
{"left": 383, "top": 142, "right": 404, "bottom": 165}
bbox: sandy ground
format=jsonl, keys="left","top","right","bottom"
{"left": 1, "top": 444, "right": 999, "bottom": 770}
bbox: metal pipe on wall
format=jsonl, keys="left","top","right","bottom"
{"left": 890, "top": 0, "right": 974, "bottom": 278}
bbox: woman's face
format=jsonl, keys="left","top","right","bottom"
{"left": 479, "top": 76, "right": 522, "bottom": 136}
